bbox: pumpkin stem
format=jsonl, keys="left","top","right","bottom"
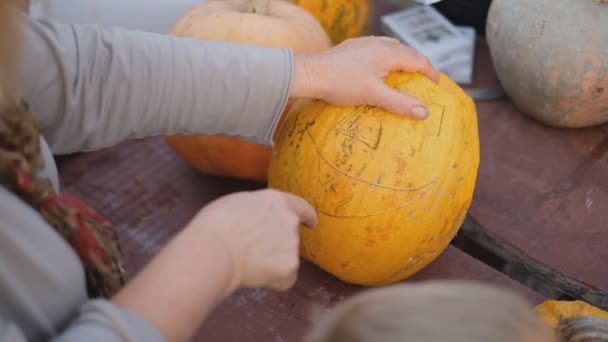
{"left": 244, "top": 0, "right": 271, "bottom": 15}
{"left": 557, "top": 316, "right": 608, "bottom": 342}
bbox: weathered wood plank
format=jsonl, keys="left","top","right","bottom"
{"left": 57, "top": 137, "right": 543, "bottom": 342}
{"left": 462, "top": 37, "right": 608, "bottom": 309}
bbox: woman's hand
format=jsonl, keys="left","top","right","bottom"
{"left": 291, "top": 36, "right": 440, "bottom": 120}
{"left": 112, "top": 189, "right": 316, "bottom": 341}
{"left": 189, "top": 188, "right": 317, "bottom": 293}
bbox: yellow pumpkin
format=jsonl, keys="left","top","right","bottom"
{"left": 268, "top": 72, "right": 480, "bottom": 286}
{"left": 536, "top": 300, "right": 608, "bottom": 341}
{"left": 286, "top": 0, "right": 372, "bottom": 44}
{"left": 165, "top": 0, "right": 332, "bottom": 182}
{"left": 536, "top": 300, "right": 608, "bottom": 328}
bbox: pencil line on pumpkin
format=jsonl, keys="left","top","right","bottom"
{"left": 307, "top": 131, "right": 436, "bottom": 192}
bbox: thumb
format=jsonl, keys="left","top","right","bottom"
{"left": 370, "top": 82, "right": 429, "bottom": 119}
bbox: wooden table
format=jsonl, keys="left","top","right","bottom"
{"left": 462, "top": 40, "right": 608, "bottom": 309}
{"left": 57, "top": 137, "right": 543, "bottom": 342}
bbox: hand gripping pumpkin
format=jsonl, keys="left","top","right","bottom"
{"left": 285, "top": 0, "right": 372, "bottom": 44}
{"left": 536, "top": 300, "right": 608, "bottom": 341}
{"left": 268, "top": 72, "right": 480, "bottom": 286}
{"left": 164, "top": 0, "right": 331, "bottom": 182}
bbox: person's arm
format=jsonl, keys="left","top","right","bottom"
{"left": 0, "top": 302, "right": 164, "bottom": 342}
{"left": 0, "top": 188, "right": 164, "bottom": 342}
{"left": 21, "top": 14, "right": 293, "bottom": 154}
{"left": 0, "top": 186, "right": 315, "bottom": 342}
{"left": 20, "top": 14, "right": 439, "bottom": 156}
{"left": 111, "top": 189, "right": 317, "bottom": 341}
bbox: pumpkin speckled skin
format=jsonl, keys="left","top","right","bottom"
{"left": 486, "top": 0, "right": 608, "bottom": 128}
{"left": 164, "top": 0, "right": 331, "bottom": 182}
{"left": 268, "top": 72, "right": 480, "bottom": 286}
{"left": 536, "top": 300, "right": 608, "bottom": 329}
{"left": 287, "top": 0, "right": 372, "bottom": 44}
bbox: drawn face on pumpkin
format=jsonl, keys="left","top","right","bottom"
{"left": 285, "top": 91, "right": 460, "bottom": 219}
{"left": 268, "top": 72, "right": 480, "bottom": 286}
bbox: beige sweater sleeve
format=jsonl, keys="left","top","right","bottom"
{"left": 20, "top": 13, "right": 294, "bottom": 154}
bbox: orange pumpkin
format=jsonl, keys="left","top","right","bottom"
{"left": 535, "top": 300, "right": 608, "bottom": 341}
{"left": 268, "top": 72, "right": 480, "bottom": 286}
{"left": 536, "top": 300, "right": 608, "bottom": 328}
{"left": 287, "top": 0, "right": 372, "bottom": 44}
{"left": 165, "top": 0, "right": 331, "bottom": 182}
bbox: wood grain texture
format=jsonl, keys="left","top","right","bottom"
{"left": 57, "top": 137, "right": 542, "bottom": 342}
{"left": 463, "top": 37, "right": 608, "bottom": 309}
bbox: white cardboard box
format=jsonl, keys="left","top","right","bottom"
{"left": 381, "top": 5, "right": 476, "bottom": 84}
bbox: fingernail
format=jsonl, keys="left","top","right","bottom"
{"left": 413, "top": 106, "right": 428, "bottom": 119}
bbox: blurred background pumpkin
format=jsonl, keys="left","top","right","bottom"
{"left": 486, "top": 0, "right": 608, "bottom": 127}
{"left": 164, "top": 0, "right": 331, "bottom": 182}
{"left": 285, "top": 0, "right": 373, "bottom": 44}
{"left": 536, "top": 300, "right": 608, "bottom": 341}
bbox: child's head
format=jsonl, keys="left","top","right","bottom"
{"left": 304, "top": 280, "right": 557, "bottom": 342}
{"left": 556, "top": 316, "right": 608, "bottom": 341}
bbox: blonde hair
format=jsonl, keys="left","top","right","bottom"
{"left": 557, "top": 316, "right": 608, "bottom": 342}
{"left": 304, "top": 280, "right": 549, "bottom": 342}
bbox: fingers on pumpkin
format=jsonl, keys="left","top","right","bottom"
{"left": 370, "top": 81, "right": 428, "bottom": 120}
{"left": 284, "top": 192, "right": 318, "bottom": 228}
{"left": 391, "top": 45, "right": 440, "bottom": 84}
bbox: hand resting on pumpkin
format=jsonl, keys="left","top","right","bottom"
{"left": 291, "top": 36, "right": 440, "bottom": 120}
